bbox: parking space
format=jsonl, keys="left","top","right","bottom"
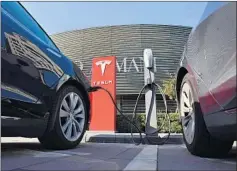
{"left": 1, "top": 138, "right": 236, "bottom": 171}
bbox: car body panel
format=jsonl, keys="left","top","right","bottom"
{"left": 176, "top": 2, "right": 236, "bottom": 140}
{"left": 1, "top": 2, "right": 91, "bottom": 137}
{"left": 1, "top": 3, "right": 63, "bottom": 118}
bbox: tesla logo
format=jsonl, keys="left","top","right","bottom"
{"left": 95, "top": 60, "right": 111, "bottom": 76}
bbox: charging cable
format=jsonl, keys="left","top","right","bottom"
{"left": 87, "top": 49, "right": 171, "bottom": 145}
{"left": 88, "top": 81, "right": 171, "bottom": 145}
{"left": 88, "top": 86, "right": 143, "bottom": 145}
{"left": 131, "top": 82, "right": 170, "bottom": 145}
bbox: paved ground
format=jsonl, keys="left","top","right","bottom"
{"left": 1, "top": 138, "right": 236, "bottom": 171}
{"left": 158, "top": 144, "right": 236, "bottom": 170}
{"left": 1, "top": 138, "right": 157, "bottom": 171}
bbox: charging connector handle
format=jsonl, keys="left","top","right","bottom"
{"left": 144, "top": 49, "right": 153, "bottom": 69}
{"left": 87, "top": 86, "right": 101, "bottom": 92}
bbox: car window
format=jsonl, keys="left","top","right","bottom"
{"left": 1, "top": 2, "right": 60, "bottom": 52}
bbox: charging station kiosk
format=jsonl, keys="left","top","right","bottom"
{"left": 143, "top": 49, "right": 158, "bottom": 135}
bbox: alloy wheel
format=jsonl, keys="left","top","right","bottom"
{"left": 59, "top": 92, "right": 85, "bottom": 142}
{"left": 180, "top": 82, "right": 195, "bottom": 144}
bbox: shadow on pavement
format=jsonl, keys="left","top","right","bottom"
{"left": 1, "top": 142, "right": 43, "bottom": 152}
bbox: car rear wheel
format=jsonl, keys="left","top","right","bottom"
{"left": 38, "top": 85, "right": 88, "bottom": 150}
{"left": 180, "top": 73, "right": 233, "bottom": 157}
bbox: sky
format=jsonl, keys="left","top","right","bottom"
{"left": 21, "top": 2, "right": 207, "bottom": 35}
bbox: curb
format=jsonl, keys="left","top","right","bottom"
{"left": 83, "top": 132, "right": 184, "bottom": 145}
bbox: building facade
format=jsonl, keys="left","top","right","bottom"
{"left": 51, "top": 24, "right": 192, "bottom": 114}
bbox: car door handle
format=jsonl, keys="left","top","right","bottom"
{"left": 17, "top": 59, "right": 29, "bottom": 66}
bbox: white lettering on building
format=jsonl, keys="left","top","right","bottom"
{"left": 116, "top": 58, "right": 127, "bottom": 72}
{"left": 79, "top": 57, "right": 160, "bottom": 74}
{"left": 127, "top": 58, "right": 140, "bottom": 72}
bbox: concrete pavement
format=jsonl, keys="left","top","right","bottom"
{"left": 1, "top": 137, "right": 236, "bottom": 171}
{"left": 158, "top": 144, "right": 236, "bottom": 170}
{"left": 1, "top": 138, "right": 157, "bottom": 171}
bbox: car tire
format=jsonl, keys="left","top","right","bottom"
{"left": 38, "top": 85, "right": 88, "bottom": 150}
{"left": 179, "top": 73, "right": 233, "bottom": 157}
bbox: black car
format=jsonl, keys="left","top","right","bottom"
{"left": 1, "top": 2, "right": 91, "bottom": 150}
{"left": 176, "top": 2, "right": 236, "bottom": 157}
